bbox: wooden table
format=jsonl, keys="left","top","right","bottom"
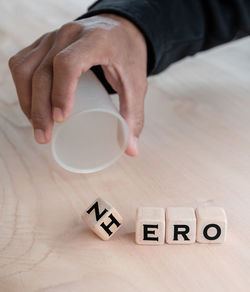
{"left": 1, "top": 1, "right": 250, "bottom": 291}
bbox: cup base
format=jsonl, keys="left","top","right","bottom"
{"left": 52, "top": 110, "right": 128, "bottom": 173}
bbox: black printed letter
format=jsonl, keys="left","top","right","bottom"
{"left": 203, "top": 224, "right": 221, "bottom": 240}
{"left": 173, "top": 225, "right": 190, "bottom": 241}
{"left": 86, "top": 201, "right": 108, "bottom": 222}
{"left": 143, "top": 224, "right": 159, "bottom": 241}
{"left": 100, "top": 213, "right": 121, "bottom": 236}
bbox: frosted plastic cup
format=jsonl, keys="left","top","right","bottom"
{"left": 51, "top": 70, "right": 129, "bottom": 173}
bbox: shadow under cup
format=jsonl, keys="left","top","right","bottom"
{"left": 52, "top": 109, "right": 128, "bottom": 173}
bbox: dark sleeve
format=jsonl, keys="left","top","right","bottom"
{"left": 76, "top": 0, "right": 250, "bottom": 92}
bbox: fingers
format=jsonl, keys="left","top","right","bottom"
{"left": 51, "top": 51, "right": 81, "bottom": 122}
{"left": 30, "top": 43, "right": 62, "bottom": 143}
{"left": 51, "top": 21, "right": 107, "bottom": 123}
{"left": 117, "top": 69, "right": 148, "bottom": 156}
{"left": 31, "top": 62, "right": 54, "bottom": 143}
{"left": 30, "top": 23, "right": 86, "bottom": 142}
{"left": 9, "top": 17, "right": 148, "bottom": 155}
{"left": 9, "top": 33, "right": 55, "bottom": 121}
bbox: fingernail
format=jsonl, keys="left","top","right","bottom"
{"left": 34, "top": 129, "right": 46, "bottom": 143}
{"left": 53, "top": 107, "right": 64, "bottom": 122}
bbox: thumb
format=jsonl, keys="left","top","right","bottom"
{"left": 118, "top": 75, "right": 148, "bottom": 156}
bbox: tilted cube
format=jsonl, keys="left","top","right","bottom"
{"left": 136, "top": 207, "right": 165, "bottom": 245}
{"left": 195, "top": 207, "right": 227, "bottom": 243}
{"left": 81, "top": 198, "right": 123, "bottom": 240}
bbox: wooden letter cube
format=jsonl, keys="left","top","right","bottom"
{"left": 81, "top": 198, "right": 123, "bottom": 240}
{"left": 136, "top": 207, "right": 165, "bottom": 245}
{"left": 166, "top": 207, "right": 196, "bottom": 244}
{"left": 195, "top": 207, "right": 227, "bottom": 243}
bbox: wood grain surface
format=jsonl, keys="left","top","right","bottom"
{"left": 0, "top": 1, "right": 250, "bottom": 291}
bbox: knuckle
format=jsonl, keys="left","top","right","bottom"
{"left": 8, "top": 56, "right": 18, "bottom": 69}
{"left": 40, "top": 32, "right": 50, "bottom": 40}
{"left": 58, "top": 21, "right": 82, "bottom": 38}
{"left": 11, "top": 62, "right": 31, "bottom": 78}
{"left": 31, "top": 112, "right": 47, "bottom": 126}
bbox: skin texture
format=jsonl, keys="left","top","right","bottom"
{"left": 8, "top": 14, "right": 148, "bottom": 156}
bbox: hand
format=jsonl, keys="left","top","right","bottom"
{"left": 8, "top": 14, "right": 148, "bottom": 156}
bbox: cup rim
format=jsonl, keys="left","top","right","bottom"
{"left": 51, "top": 108, "right": 129, "bottom": 173}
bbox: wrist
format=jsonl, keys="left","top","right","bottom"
{"left": 100, "top": 13, "right": 147, "bottom": 54}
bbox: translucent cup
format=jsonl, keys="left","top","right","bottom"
{"left": 51, "top": 70, "right": 129, "bottom": 173}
